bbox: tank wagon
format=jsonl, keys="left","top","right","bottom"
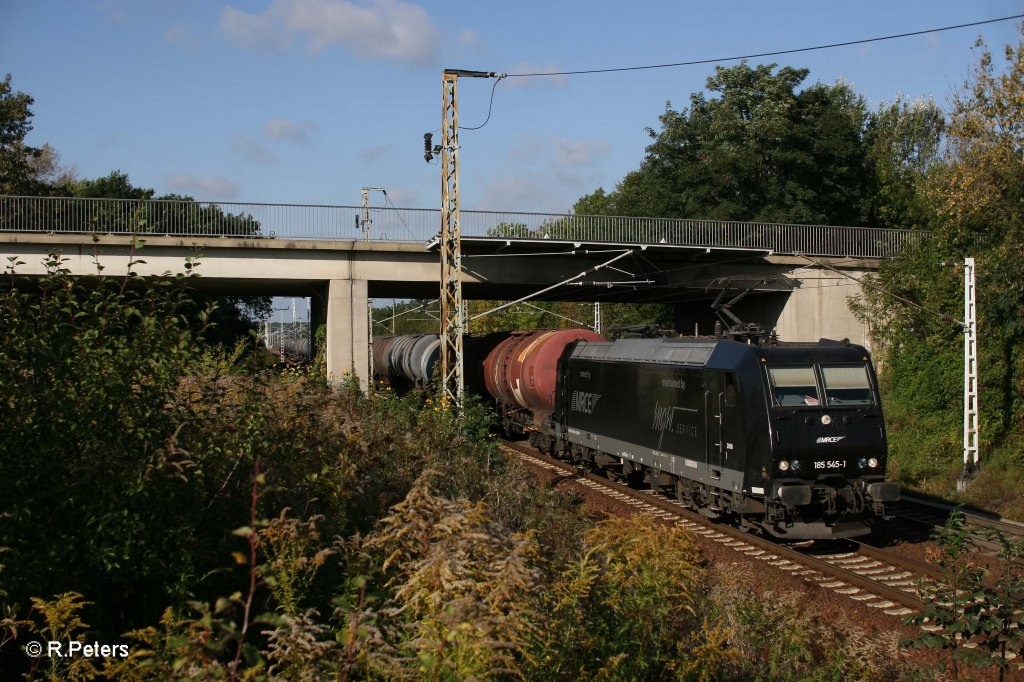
{"left": 372, "top": 332, "right": 511, "bottom": 395}
{"left": 483, "top": 329, "right": 605, "bottom": 431}
{"left": 372, "top": 334, "right": 440, "bottom": 389}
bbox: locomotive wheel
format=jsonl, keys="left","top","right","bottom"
{"left": 674, "top": 478, "right": 694, "bottom": 509}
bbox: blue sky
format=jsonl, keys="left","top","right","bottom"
{"left": 3, "top": 1, "right": 1022, "bottom": 215}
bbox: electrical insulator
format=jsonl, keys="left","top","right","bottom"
{"left": 423, "top": 132, "right": 434, "bottom": 162}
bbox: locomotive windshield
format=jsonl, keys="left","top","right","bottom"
{"left": 821, "top": 365, "right": 874, "bottom": 406}
{"left": 766, "top": 363, "right": 875, "bottom": 408}
{"left": 766, "top": 365, "right": 820, "bottom": 406}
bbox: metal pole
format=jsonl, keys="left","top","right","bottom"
{"left": 439, "top": 71, "right": 465, "bottom": 405}
{"left": 960, "top": 256, "right": 979, "bottom": 488}
{"left": 594, "top": 302, "right": 602, "bottom": 334}
{"left": 360, "top": 187, "right": 385, "bottom": 240}
{"left": 436, "top": 69, "right": 502, "bottom": 405}
{"left": 367, "top": 297, "right": 374, "bottom": 388}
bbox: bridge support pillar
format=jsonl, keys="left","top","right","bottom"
{"left": 315, "top": 279, "right": 369, "bottom": 390}
{"left": 774, "top": 268, "right": 870, "bottom": 347}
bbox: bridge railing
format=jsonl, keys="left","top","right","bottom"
{"left": 0, "top": 195, "right": 926, "bottom": 258}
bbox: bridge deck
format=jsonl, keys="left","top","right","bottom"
{"left": 0, "top": 196, "right": 924, "bottom": 259}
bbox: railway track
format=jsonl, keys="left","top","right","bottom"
{"left": 503, "top": 440, "right": 933, "bottom": 617}
{"left": 887, "top": 494, "right": 1024, "bottom": 554}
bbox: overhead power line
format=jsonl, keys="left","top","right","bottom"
{"left": 461, "top": 76, "right": 506, "bottom": 131}
{"left": 504, "top": 14, "right": 1024, "bottom": 78}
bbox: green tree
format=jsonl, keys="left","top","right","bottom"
{"left": 601, "top": 62, "right": 873, "bottom": 225}
{"left": 573, "top": 187, "right": 616, "bottom": 216}
{"left": 0, "top": 73, "right": 46, "bottom": 195}
{"left": 372, "top": 298, "right": 440, "bottom": 336}
{"left": 0, "top": 254, "right": 216, "bottom": 634}
{"left": 73, "top": 169, "right": 154, "bottom": 200}
{"left": 933, "top": 30, "right": 1024, "bottom": 445}
{"left": 69, "top": 171, "right": 273, "bottom": 340}
{"left": 466, "top": 300, "right": 672, "bottom": 336}
{"left": 864, "top": 95, "right": 945, "bottom": 230}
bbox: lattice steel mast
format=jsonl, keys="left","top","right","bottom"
{"left": 437, "top": 69, "right": 500, "bottom": 404}
{"left": 961, "top": 256, "right": 979, "bottom": 484}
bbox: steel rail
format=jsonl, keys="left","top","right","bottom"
{"left": 889, "top": 494, "right": 1024, "bottom": 554}
{"left": 502, "top": 440, "right": 927, "bottom": 615}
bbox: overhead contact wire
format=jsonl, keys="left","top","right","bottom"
{"left": 504, "top": 14, "right": 1024, "bottom": 78}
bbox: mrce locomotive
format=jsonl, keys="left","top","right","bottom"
{"left": 374, "top": 329, "right": 900, "bottom": 540}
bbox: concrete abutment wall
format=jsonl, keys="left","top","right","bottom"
{"left": 773, "top": 268, "right": 870, "bottom": 348}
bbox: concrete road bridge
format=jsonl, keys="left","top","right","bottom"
{"left": 0, "top": 196, "right": 923, "bottom": 386}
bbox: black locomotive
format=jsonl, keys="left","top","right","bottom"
{"left": 374, "top": 330, "right": 900, "bottom": 540}
{"left": 543, "top": 336, "right": 897, "bottom": 539}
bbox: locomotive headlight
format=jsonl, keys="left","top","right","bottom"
{"left": 790, "top": 460, "right": 801, "bottom": 472}
{"left": 868, "top": 457, "right": 879, "bottom": 469}
{"left": 778, "top": 460, "right": 790, "bottom": 472}
{"left": 857, "top": 457, "right": 868, "bottom": 470}
{"left": 821, "top": 415, "right": 832, "bottom": 426}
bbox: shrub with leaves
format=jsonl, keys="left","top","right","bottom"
{"left": 0, "top": 252, "right": 218, "bottom": 634}
{"left": 532, "top": 514, "right": 724, "bottom": 681}
{"left": 905, "top": 509, "right": 1024, "bottom": 680}
{"left": 353, "top": 473, "right": 542, "bottom": 680}
{"left": 706, "top": 564, "right": 911, "bottom": 681}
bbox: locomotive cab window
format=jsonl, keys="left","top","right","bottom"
{"left": 767, "top": 366, "right": 820, "bottom": 407}
{"left": 821, "top": 365, "right": 874, "bottom": 406}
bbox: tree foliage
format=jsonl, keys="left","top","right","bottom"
{"left": 0, "top": 73, "right": 48, "bottom": 195}
{"left": 854, "top": 26, "right": 1024, "bottom": 505}
{"left": 576, "top": 61, "right": 946, "bottom": 233}
{"left": 864, "top": 95, "right": 945, "bottom": 230}
{"left": 371, "top": 299, "right": 440, "bottom": 336}
{"left": 467, "top": 299, "right": 673, "bottom": 337}
{"left": 903, "top": 510, "right": 1024, "bottom": 679}
{"left": 580, "top": 63, "right": 873, "bottom": 225}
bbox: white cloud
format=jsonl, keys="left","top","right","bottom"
{"left": 477, "top": 134, "right": 611, "bottom": 212}
{"left": 263, "top": 118, "right": 317, "bottom": 142}
{"left": 381, "top": 187, "right": 416, "bottom": 206}
{"left": 98, "top": 0, "right": 132, "bottom": 23}
{"left": 231, "top": 135, "right": 278, "bottom": 164}
{"left": 553, "top": 138, "right": 610, "bottom": 167}
{"left": 509, "top": 134, "right": 609, "bottom": 168}
{"left": 507, "top": 133, "right": 545, "bottom": 163}
{"left": 166, "top": 173, "right": 241, "bottom": 199}
{"left": 358, "top": 144, "right": 393, "bottom": 161}
{"left": 478, "top": 175, "right": 542, "bottom": 212}
{"left": 502, "top": 62, "right": 568, "bottom": 89}
{"left": 220, "top": 0, "right": 438, "bottom": 65}
{"left": 165, "top": 23, "right": 199, "bottom": 53}
{"left": 458, "top": 28, "right": 481, "bottom": 50}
